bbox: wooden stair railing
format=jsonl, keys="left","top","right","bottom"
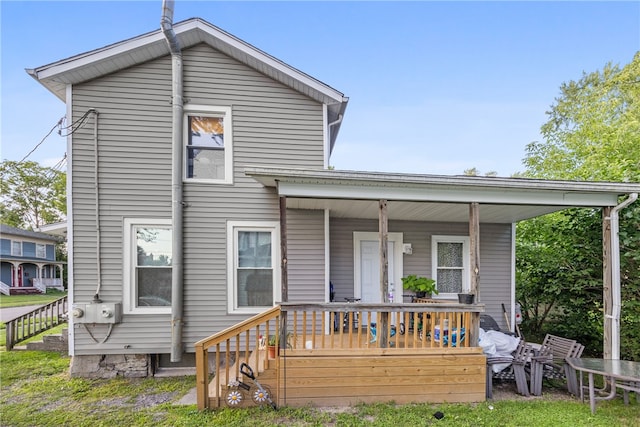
{"left": 5, "top": 296, "right": 68, "bottom": 350}
{"left": 195, "top": 306, "right": 282, "bottom": 410}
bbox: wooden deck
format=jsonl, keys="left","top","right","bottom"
{"left": 196, "top": 303, "right": 486, "bottom": 409}
{"left": 206, "top": 330, "right": 486, "bottom": 408}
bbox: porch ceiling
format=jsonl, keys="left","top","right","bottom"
{"left": 246, "top": 167, "right": 640, "bottom": 223}
{"left": 285, "top": 198, "right": 562, "bottom": 223}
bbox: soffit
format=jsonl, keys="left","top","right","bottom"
{"left": 286, "top": 198, "right": 563, "bottom": 223}
{"left": 27, "top": 19, "right": 348, "bottom": 114}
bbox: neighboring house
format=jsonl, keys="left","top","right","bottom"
{"left": 27, "top": 16, "right": 640, "bottom": 382}
{"left": 0, "top": 224, "right": 65, "bottom": 295}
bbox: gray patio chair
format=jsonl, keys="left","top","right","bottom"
{"left": 529, "top": 334, "right": 582, "bottom": 396}
{"left": 486, "top": 340, "right": 532, "bottom": 398}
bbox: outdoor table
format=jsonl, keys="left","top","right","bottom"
{"left": 566, "top": 358, "right": 640, "bottom": 414}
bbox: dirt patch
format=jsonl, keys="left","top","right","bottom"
{"left": 97, "top": 391, "right": 181, "bottom": 410}
{"left": 489, "top": 380, "right": 574, "bottom": 401}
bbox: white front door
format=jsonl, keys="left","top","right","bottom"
{"left": 354, "top": 232, "right": 403, "bottom": 303}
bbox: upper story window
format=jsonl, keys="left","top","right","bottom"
{"left": 11, "top": 241, "right": 22, "bottom": 256}
{"left": 36, "top": 244, "right": 47, "bottom": 258}
{"left": 184, "top": 105, "right": 233, "bottom": 184}
{"left": 431, "top": 235, "right": 470, "bottom": 299}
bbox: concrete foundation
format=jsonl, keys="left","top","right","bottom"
{"left": 70, "top": 354, "right": 152, "bottom": 378}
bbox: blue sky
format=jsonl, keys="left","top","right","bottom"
{"left": 1, "top": 1, "right": 639, "bottom": 176}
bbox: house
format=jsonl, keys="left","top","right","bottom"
{"left": 27, "top": 13, "right": 640, "bottom": 406}
{"left": 0, "top": 224, "right": 65, "bottom": 295}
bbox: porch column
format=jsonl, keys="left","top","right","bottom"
{"left": 379, "top": 200, "right": 389, "bottom": 302}
{"left": 469, "top": 202, "right": 481, "bottom": 345}
{"left": 279, "top": 195, "right": 289, "bottom": 349}
{"left": 379, "top": 199, "right": 389, "bottom": 348}
{"left": 602, "top": 207, "right": 612, "bottom": 359}
{"left": 279, "top": 195, "right": 288, "bottom": 302}
{"left": 12, "top": 262, "right": 19, "bottom": 287}
{"left": 469, "top": 202, "right": 480, "bottom": 296}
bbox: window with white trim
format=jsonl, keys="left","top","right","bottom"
{"left": 11, "top": 241, "right": 22, "bottom": 256}
{"left": 36, "top": 244, "right": 47, "bottom": 258}
{"left": 184, "top": 105, "right": 233, "bottom": 183}
{"left": 227, "top": 221, "right": 280, "bottom": 314}
{"left": 431, "top": 235, "right": 470, "bottom": 298}
{"left": 123, "top": 219, "right": 172, "bottom": 314}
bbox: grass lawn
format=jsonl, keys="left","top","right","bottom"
{"left": 0, "top": 290, "right": 67, "bottom": 308}
{"left": 0, "top": 351, "right": 638, "bottom": 426}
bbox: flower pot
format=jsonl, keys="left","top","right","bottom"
{"left": 457, "top": 293, "right": 475, "bottom": 304}
{"left": 267, "top": 345, "right": 277, "bottom": 359}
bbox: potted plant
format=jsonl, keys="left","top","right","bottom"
{"left": 267, "top": 333, "right": 294, "bottom": 359}
{"left": 267, "top": 335, "right": 278, "bottom": 359}
{"left": 401, "top": 275, "right": 438, "bottom": 299}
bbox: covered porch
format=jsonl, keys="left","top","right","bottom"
{"left": 194, "top": 168, "right": 638, "bottom": 410}
{"left": 246, "top": 167, "right": 639, "bottom": 360}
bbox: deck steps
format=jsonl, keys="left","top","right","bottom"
{"left": 208, "top": 348, "right": 276, "bottom": 400}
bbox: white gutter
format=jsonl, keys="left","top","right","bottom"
{"left": 609, "top": 192, "right": 638, "bottom": 360}
{"left": 161, "top": 0, "right": 184, "bottom": 363}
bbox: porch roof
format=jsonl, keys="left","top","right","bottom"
{"left": 246, "top": 167, "right": 640, "bottom": 223}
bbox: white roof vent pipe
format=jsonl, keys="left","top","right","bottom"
{"left": 161, "top": 0, "right": 184, "bottom": 363}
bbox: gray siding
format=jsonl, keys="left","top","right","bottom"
{"left": 287, "top": 210, "right": 326, "bottom": 303}
{"left": 70, "top": 43, "right": 326, "bottom": 355}
{"left": 330, "top": 218, "right": 513, "bottom": 329}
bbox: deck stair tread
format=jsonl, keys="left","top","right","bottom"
{"left": 208, "top": 348, "right": 276, "bottom": 398}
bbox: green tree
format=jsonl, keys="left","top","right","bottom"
{"left": 0, "top": 160, "right": 66, "bottom": 230}
{"left": 518, "top": 52, "right": 640, "bottom": 359}
{"left": 524, "top": 52, "right": 640, "bottom": 182}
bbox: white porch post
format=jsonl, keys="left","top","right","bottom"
{"left": 602, "top": 207, "right": 613, "bottom": 359}
{"left": 12, "top": 262, "right": 19, "bottom": 287}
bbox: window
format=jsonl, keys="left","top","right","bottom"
{"left": 227, "top": 221, "right": 280, "bottom": 313}
{"left": 36, "top": 244, "right": 47, "bottom": 258}
{"left": 11, "top": 241, "right": 22, "bottom": 256}
{"left": 184, "top": 105, "right": 233, "bottom": 183}
{"left": 431, "top": 235, "right": 470, "bottom": 298}
{"left": 123, "top": 219, "right": 172, "bottom": 314}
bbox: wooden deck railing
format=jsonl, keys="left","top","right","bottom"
{"left": 195, "top": 301, "right": 483, "bottom": 410}
{"left": 5, "top": 296, "right": 68, "bottom": 350}
{"left": 281, "top": 302, "right": 481, "bottom": 351}
{"left": 194, "top": 306, "right": 282, "bottom": 410}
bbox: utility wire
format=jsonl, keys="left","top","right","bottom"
{"left": 59, "top": 109, "right": 94, "bottom": 137}
{"left": 18, "top": 108, "right": 94, "bottom": 165}
{"left": 19, "top": 116, "right": 65, "bottom": 162}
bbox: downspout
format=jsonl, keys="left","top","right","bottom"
{"left": 161, "top": 0, "right": 184, "bottom": 362}
{"left": 609, "top": 193, "right": 637, "bottom": 360}
{"left": 328, "top": 114, "right": 343, "bottom": 130}
{"left": 325, "top": 114, "right": 343, "bottom": 168}
{"left": 91, "top": 109, "right": 101, "bottom": 303}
